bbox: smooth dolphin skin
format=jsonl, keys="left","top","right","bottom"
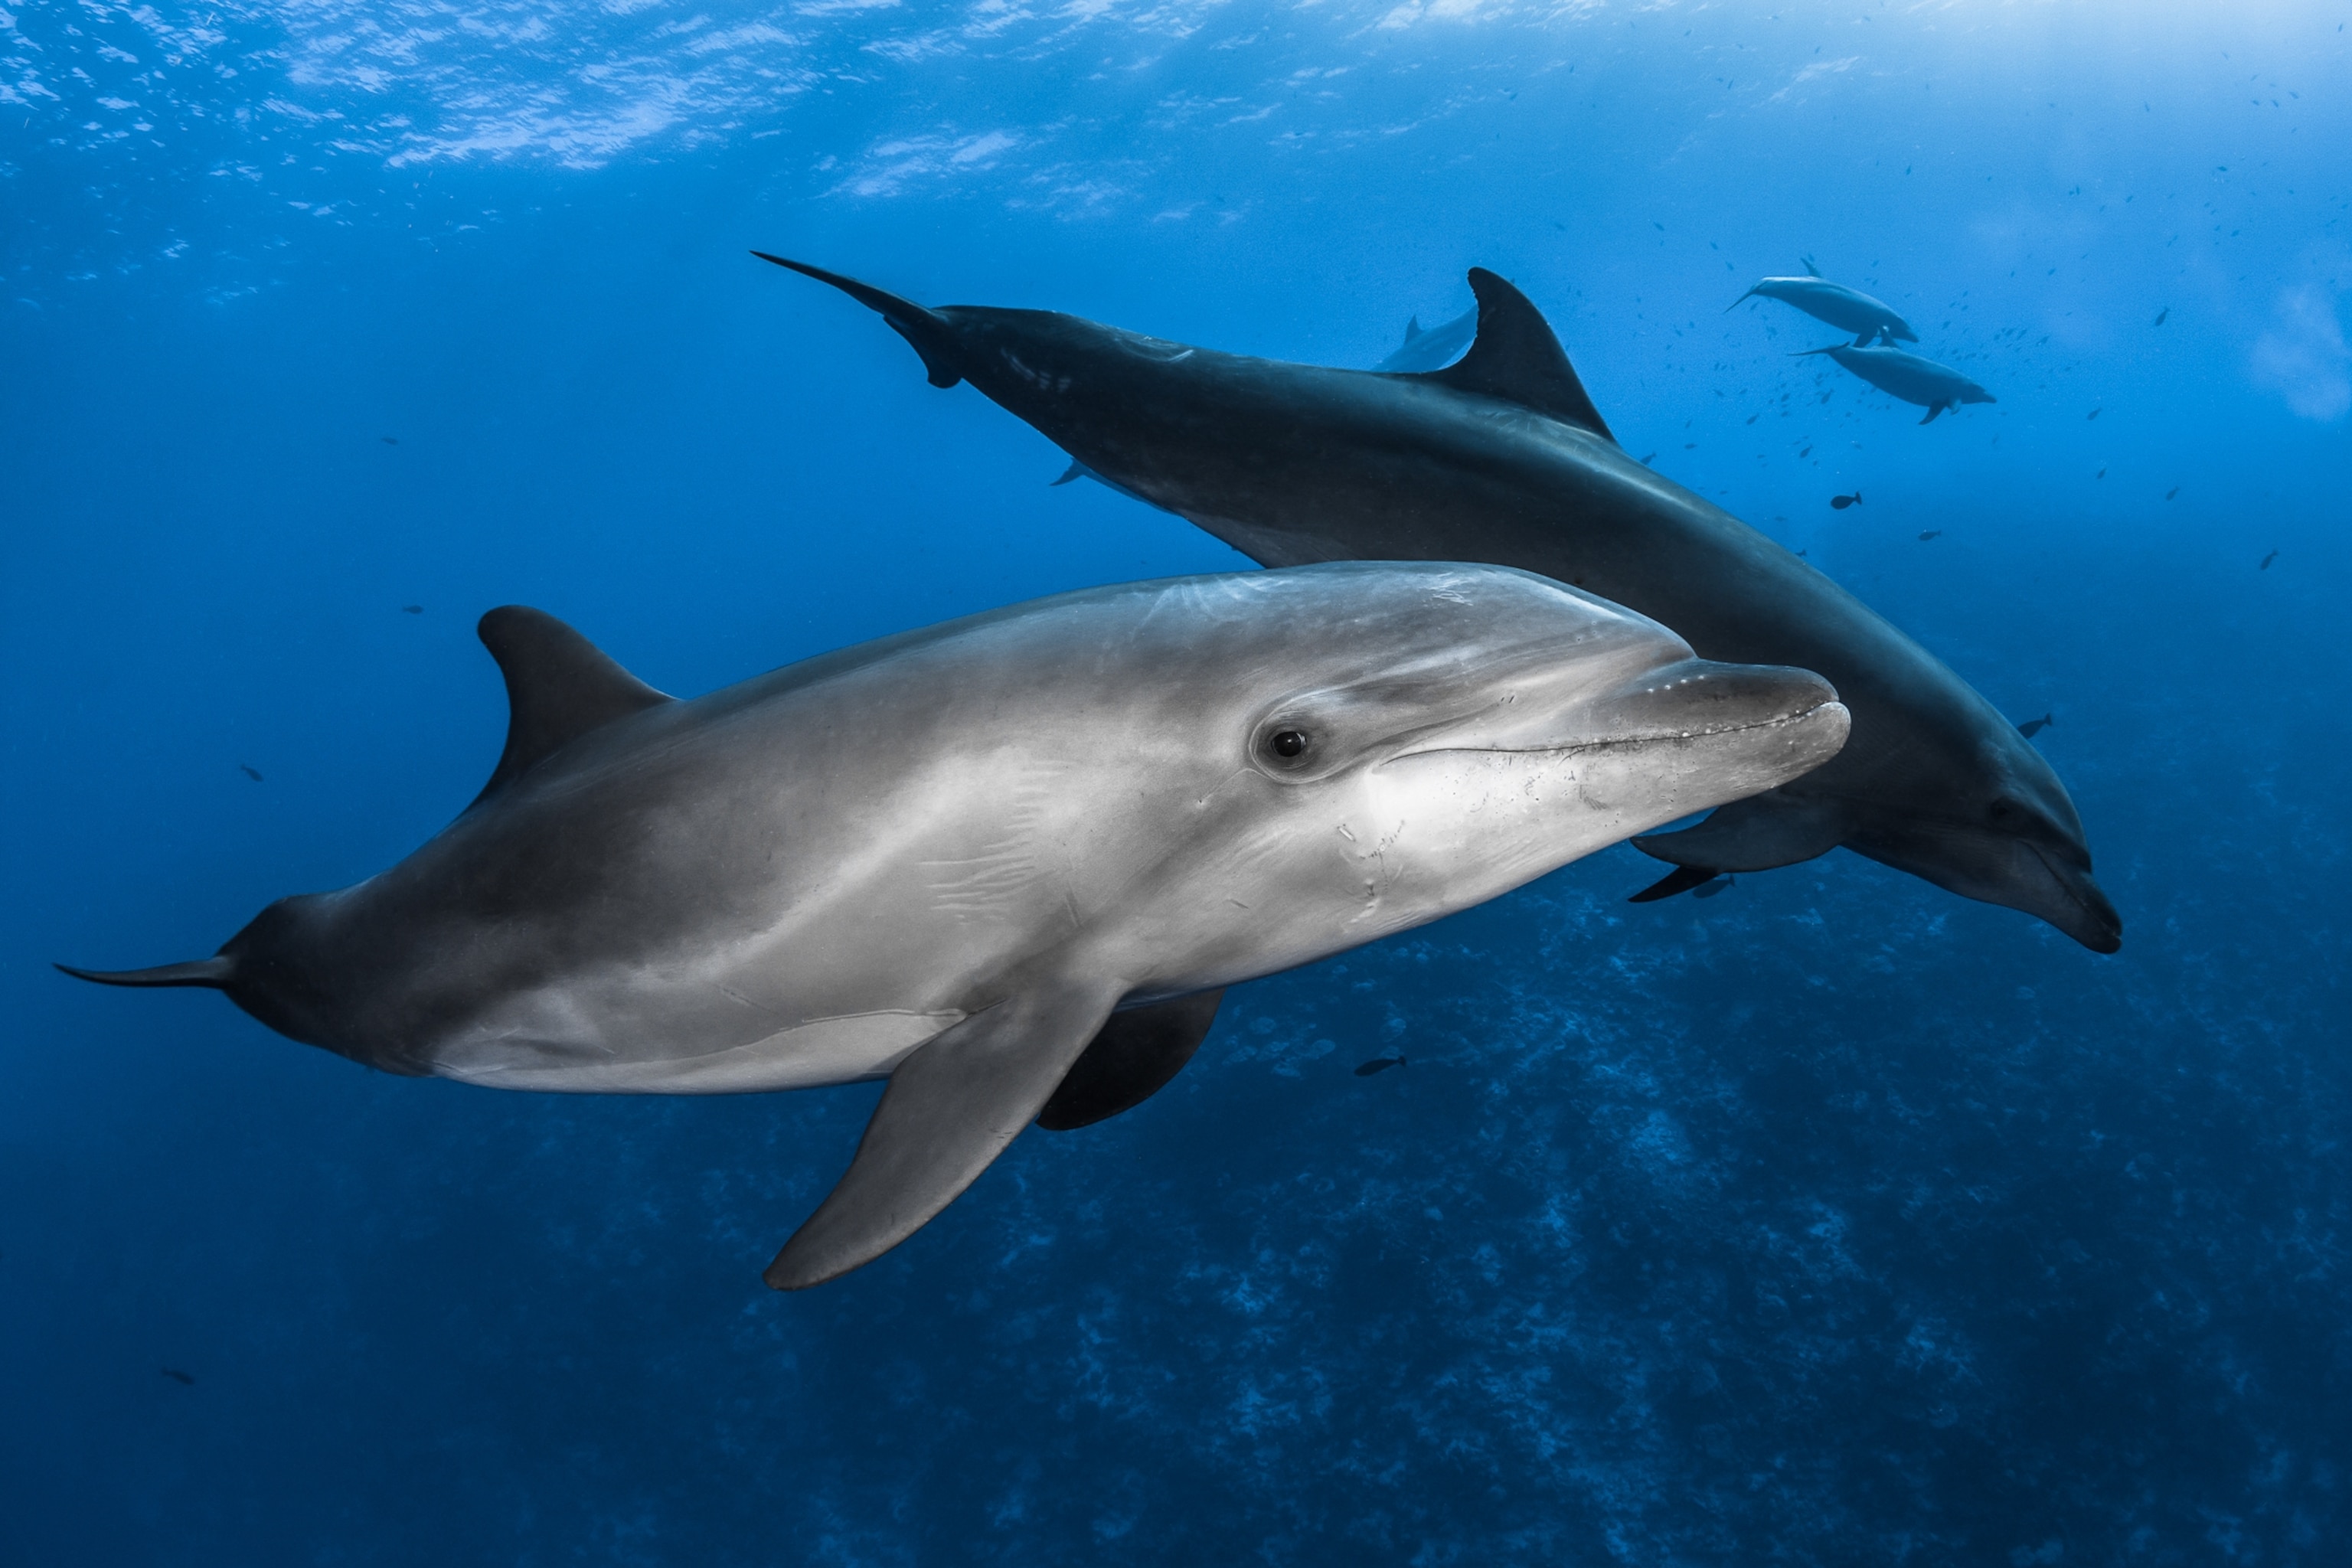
{"left": 1802, "top": 343, "right": 1996, "bottom": 425}
{"left": 1374, "top": 306, "right": 1478, "bottom": 373}
{"left": 1730, "top": 269, "right": 1918, "bottom": 347}
{"left": 755, "top": 253, "right": 2121, "bottom": 952}
{"left": 60, "top": 566, "right": 1848, "bottom": 1288}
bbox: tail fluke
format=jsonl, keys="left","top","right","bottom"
{"left": 1724, "top": 287, "right": 1760, "bottom": 312}
{"left": 750, "top": 252, "right": 968, "bottom": 390}
{"left": 57, "top": 956, "right": 234, "bottom": 989}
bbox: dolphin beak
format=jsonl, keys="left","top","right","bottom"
{"left": 751, "top": 252, "right": 968, "bottom": 390}
{"left": 1581, "top": 657, "right": 1843, "bottom": 746}
{"left": 2026, "top": 843, "right": 2122, "bottom": 953}
{"left": 1847, "top": 830, "right": 2122, "bottom": 953}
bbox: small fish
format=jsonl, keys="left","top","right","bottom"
{"left": 1638, "top": 452, "right": 1658, "bottom": 465}
{"left": 2259, "top": 550, "right": 2278, "bottom": 570}
{"left": 1690, "top": 874, "right": 1735, "bottom": 900}
{"left": 2165, "top": 487, "right": 2180, "bottom": 500}
{"left": 2096, "top": 468, "right": 2106, "bottom": 479}
{"left": 1745, "top": 413, "right": 1759, "bottom": 425}
{"left": 401, "top": 605, "right": 424, "bottom": 615}
{"left": 2017, "top": 713, "right": 2054, "bottom": 739}
{"left": 237, "top": 763, "right": 263, "bottom": 782}
{"left": 2153, "top": 308, "right": 2169, "bottom": 326}
{"left": 380, "top": 436, "right": 399, "bottom": 446}
{"left": 161, "top": 1367, "right": 194, "bottom": 1386}
{"left": 1918, "top": 530, "right": 1942, "bottom": 541}
{"left": 1354, "top": 1056, "right": 1407, "bottom": 1077}
{"left": 2087, "top": 407, "right": 2102, "bottom": 420}
{"left": 1830, "top": 492, "right": 1861, "bottom": 510}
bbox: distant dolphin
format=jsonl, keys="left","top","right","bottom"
{"left": 1802, "top": 344, "right": 1994, "bottom": 425}
{"left": 1730, "top": 266, "right": 1917, "bottom": 347}
{"left": 1374, "top": 306, "right": 1478, "bottom": 373}
{"left": 60, "top": 566, "right": 1847, "bottom": 1288}
{"left": 756, "top": 254, "right": 2119, "bottom": 952}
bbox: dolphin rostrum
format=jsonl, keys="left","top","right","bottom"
{"left": 756, "top": 255, "right": 2118, "bottom": 952}
{"left": 1730, "top": 266, "right": 1918, "bottom": 347}
{"left": 1800, "top": 343, "right": 1996, "bottom": 425}
{"left": 60, "top": 564, "right": 1848, "bottom": 1287}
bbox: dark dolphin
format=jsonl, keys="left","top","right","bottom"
{"left": 1730, "top": 268, "right": 1918, "bottom": 347}
{"left": 1802, "top": 344, "right": 1995, "bottom": 425}
{"left": 756, "top": 254, "right": 2120, "bottom": 952}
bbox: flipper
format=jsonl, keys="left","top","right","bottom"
{"left": 1050, "top": 461, "right": 1086, "bottom": 487}
{"left": 750, "top": 252, "right": 968, "bottom": 390}
{"left": 764, "top": 977, "right": 1124, "bottom": 1290}
{"left": 1037, "top": 989, "right": 1224, "bottom": 1132}
{"left": 1919, "top": 403, "right": 1944, "bottom": 425}
{"left": 1414, "top": 269, "right": 1615, "bottom": 443}
{"left": 1632, "top": 790, "right": 1850, "bottom": 873}
{"left": 1628, "top": 864, "right": 1720, "bottom": 903}
{"left": 472, "top": 608, "right": 673, "bottom": 806}
{"left": 55, "top": 957, "right": 234, "bottom": 988}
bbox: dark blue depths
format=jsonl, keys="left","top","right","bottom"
{"left": 6, "top": 2, "right": 2352, "bottom": 1563}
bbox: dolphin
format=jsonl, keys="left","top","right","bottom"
{"left": 59, "top": 565, "right": 1847, "bottom": 1287}
{"left": 1801, "top": 344, "right": 1994, "bottom": 425}
{"left": 1374, "top": 306, "right": 1478, "bottom": 373}
{"left": 1730, "top": 266, "right": 1918, "bottom": 347}
{"left": 754, "top": 255, "right": 2120, "bottom": 952}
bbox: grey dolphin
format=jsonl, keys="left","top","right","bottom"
{"left": 60, "top": 565, "right": 1847, "bottom": 1287}
{"left": 1374, "top": 306, "right": 1478, "bottom": 373}
{"left": 1730, "top": 269, "right": 1918, "bottom": 347}
{"left": 1802, "top": 343, "right": 1994, "bottom": 425}
{"left": 754, "top": 255, "right": 2119, "bottom": 952}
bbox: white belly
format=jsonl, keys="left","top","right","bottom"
{"left": 430, "top": 1008, "right": 966, "bottom": 1095}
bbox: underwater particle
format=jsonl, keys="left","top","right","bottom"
{"left": 237, "top": 763, "right": 263, "bottom": 782}
{"left": 1690, "top": 874, "right": 1736, "bottom": 900}
{"left": 402, "top": 605, "right": 424, "bottom": 615}
{"left": 1354, "top": 1056, "right": 1407, "bottom": 1076}
{"left": 2153, "top": 307, "right": 2169, "bottom": 325}
{"left": 381, "top": 436, "right": 399, "bottom": 445}
{"left": 2260, "top": 550, "right": 2278, "bottom": 570}
{"left": 2166, "top": 487, "right": 2180, "bottom": 500}
{"left": 161, "top": 1367, "right": 194, "bottom": 1386}
{"left": 2096, "top": 468, "right": 2106, "bottom": 479}
{"left": 2017, "top": 713, "right": 2054, "bottom": 738}
{"left": 1830, "top": 492, "right": 1861, "bottom": 510}
{"left": 1918, "top": 530, "right": 1942, "bottom": 541}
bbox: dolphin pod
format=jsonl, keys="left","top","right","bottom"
{"left": 62, "top": 564, "right": 1848, "bottom": 1287}
{"left": 1730, "top": 266, "right": 1918, "bottom": 347}
{"left": 758, "top": 254, "right": 2120, "bottom": 953}
{"left": 1798, "top": 343, "right": 1998, "bottom": 425}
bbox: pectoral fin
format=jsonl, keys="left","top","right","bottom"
{"left": 1037, "top": 990, "right": 1224, "bottom": 1132}
{"left": 1632, "top": 790, "right": 1851, "bottom": 873}
{"left": 763, "top": 978, "right": 1122, "bottom": 1291}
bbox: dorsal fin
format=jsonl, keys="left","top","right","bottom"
{"left": 1416, "top": 268, "right": 1615, "bottom": 443}
{"left": 472, "top": 606, "right": 672, "bottom": 805}
{"left": 1402, "top": 315, "right": 1424, "bottom": 342}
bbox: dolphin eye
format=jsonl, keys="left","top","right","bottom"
{"left": 1989, "top": 797, "right": 2020, "bottom": 823}
{"left": 1269, "top": 730, "right": 1310, "bottom": 760}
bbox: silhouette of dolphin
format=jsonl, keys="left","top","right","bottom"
{"left": 60, "top": 567, "right": 1847, "bottom": 1287}
{"left": 1801, "top": 344, "right": 1995, "bottom": 425}
{"left": 1730, "top": 266, "right": 1918, "bottom": 347}
{"left": 1374, "top": 306, "right": 1478, "bottom": 373}
{"left": 755, "top": 254, "right": 2118, "bottom": 952}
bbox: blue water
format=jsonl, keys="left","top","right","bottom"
{"left": 7, "top": 2, "right": 2350, "bottom": 1561}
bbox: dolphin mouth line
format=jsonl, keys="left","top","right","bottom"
{"left": 1386, "top": 699, "right": 1847, "bottom": 765}
{"left": 2024, "top": 840, "right": 2111, "bottom": 925}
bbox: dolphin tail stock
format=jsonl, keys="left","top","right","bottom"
{"left": 1628, "top": 864, "right": 1720, "bottom": 903}
{"left": 750, "top": 252, "right": 967, "bottom": 390}
{"left": 56, "top": 956, "right": 235, "bottom": 988}
{"left": 764, "top": 975, "right": 1125, "bottom": 1290}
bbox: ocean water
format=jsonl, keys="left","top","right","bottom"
{"left": 6, "top": 2, "right": 2350, "bottom": 1562}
